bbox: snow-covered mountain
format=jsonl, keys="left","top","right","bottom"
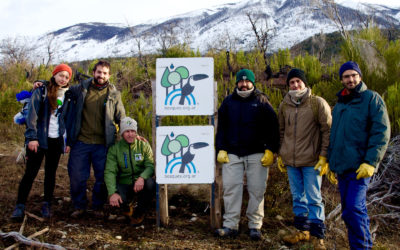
{"left": 35, "top": 0, "right": 400, "bottom": 62}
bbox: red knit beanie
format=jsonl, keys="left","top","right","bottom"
{"left": 52, "top": 64, "right": 72, "bottom": 77}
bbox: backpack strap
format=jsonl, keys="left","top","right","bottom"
{"left": 310, "top": 95, "right": 319, "bottom": 124}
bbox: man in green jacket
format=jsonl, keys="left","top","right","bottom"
{"left": 105, "top": 117, "right": 155, "bottom": 226}
{"left": 328, "top": 61, "right": 390, "bottom": 249}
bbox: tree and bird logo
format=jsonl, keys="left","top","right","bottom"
{"left": 161, "top": 132, "right": 209, "bottom": 174}
{"left": 161, "top": 64, "right": 209, "bottom": 106}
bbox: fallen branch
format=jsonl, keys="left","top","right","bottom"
{"left": 19, "top": 215, "right": 27, "bottom": 234}
{"left": 326, "top": 204, "right": 341, "bottom": 220}
{"left": 25, "top": 211, "right": 45, "bottom": 222}
{"left": 1, "top": 227, "right": 65, "bottom": 250}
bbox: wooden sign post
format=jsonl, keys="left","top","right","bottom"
{"left": 153, "top": 57, "right": 221, "bottom": 228}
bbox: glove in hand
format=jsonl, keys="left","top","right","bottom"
{"left": 261, "top": 149, "right": 274, "bottom": 167}
{"left": 217, "top": 150, "right": 229, "bottom": 163}
{"left": 327, "top": 169, "right": 338, "bottom": 185}
{"left": 314, "top": 156, "right": 328, "bottom": 176}
{"left": 277, "top": 156, "right": 286, "bottom": 173}
{"left": 356, "top": 163, "right": 375, "bottom": 180}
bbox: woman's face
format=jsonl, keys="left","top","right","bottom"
{"left": 54, "top": 71, "right": 70, "bottom": 87}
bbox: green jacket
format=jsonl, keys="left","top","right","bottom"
{"left": 104, "top": 138, "right": 154, "bottom": 196}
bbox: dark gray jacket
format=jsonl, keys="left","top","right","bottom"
{"left": 66, "top": 78, "right": 126, "bottom": 147}
{"left": 25, "top": 85, "right": 72, "bottom": 152}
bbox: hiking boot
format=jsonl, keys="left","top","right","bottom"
{"left": 130, "top": 214, "right": 144, "bottom": 226}
{"left": 282, "top": 230, "right": 310, "bottom": 244}
{"left": 93, "top": 210, "right": 105, "bottom": 219}
{"left": 70, "top": 209, "right": 85, "bottom": 218}
{"left": 11, "top": 204, "right": 25, "bottom": 222}
{"left": 249, "top": 228, "right": 262, "bottom": 241}
{"left": 122, "top": 202, "right": 135, "bottom": 217}
{"left": 311, "top": 236, "right": 326, "bottom": 250}
{"left": 41, "top": 202, "right": 51, "bottom": 219}
{"left": 215, "top": 227, "right": 239, "bottom": 238}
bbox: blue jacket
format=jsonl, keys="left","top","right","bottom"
{"left": 328, "top": 82, "right": 390, "bottom": 175}
{"left": 65, "top": 78, "right": 126, "bottom": 147}
{"left": 24, "top": 85, "right": 72, "bottom": 152}
{"left": 216, "top": 88, "right": 280, "bottom": 157}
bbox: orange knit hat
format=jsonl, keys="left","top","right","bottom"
{"left": 52, "top": 64, "right": 72, "bottom": 77}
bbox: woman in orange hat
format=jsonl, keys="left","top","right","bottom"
{"left": 11, "top": 64, "right": 73, "bottom": 220}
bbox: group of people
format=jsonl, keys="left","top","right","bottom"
{"left": 215, "top": 63, "right": 390, "bottom": 250}
{"left": 11, "top": 61, "right": 154, "bottom": 227}
{"left": 10, "top": 60, "right": 390, "bottom": 250}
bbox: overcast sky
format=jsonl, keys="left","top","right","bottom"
{"left": 0, "top": 0, "right": 398, "bottom": 38}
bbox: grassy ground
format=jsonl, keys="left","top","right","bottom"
{"left": 0, "top": 131, "right": 399, "bottom": 249}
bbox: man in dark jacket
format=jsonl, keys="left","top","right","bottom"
{"left": 66, "top": 61, "right": 126, "bottom": 218}
{"left": 104, "top": 117, "right": 155, "bottom": 226}
{"left": 215, "top": 69, "right": 280, "bottom": 241}
{"left": 328, "top": 61, "right": 390, "bottom": 250}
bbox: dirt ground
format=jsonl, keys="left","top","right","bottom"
{"left": 0, "top": 140, "right": 399, "bottom": 249}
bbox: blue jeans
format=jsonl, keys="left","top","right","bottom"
{"left": 338, "top": 172, "right": 372, "bottom": 250}
{"left": 287, "top": 166, "right": 325, "bottom": 238}
{"left": 68, "top": 141, "right": 108, "bottom": 210}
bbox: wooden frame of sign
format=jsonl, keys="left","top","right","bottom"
{"left": 152, "top": 78, "right": 221, "bottom": 228}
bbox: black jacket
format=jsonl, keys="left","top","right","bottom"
{"left": 25, "top": 84, "right": 73, "bottom": 153}
{"left": 216, "top": 88, "right": 280, "bottom": 157}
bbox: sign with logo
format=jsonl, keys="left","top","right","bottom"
{"left": 155, "top": 58, "right": 214, "bottom": 116}
{"left": 156, "top": 126, "right": 215, "bottom": 184}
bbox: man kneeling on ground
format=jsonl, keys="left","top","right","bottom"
{"left": 104, "top": 117, "right": 155, "bottom": 226}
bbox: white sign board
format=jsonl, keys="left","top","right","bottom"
{"left": 155, "top": 57, "right": 214, "bottom": 116}
{"left": 156, "top": 126, "right": 215, "bottom": 184}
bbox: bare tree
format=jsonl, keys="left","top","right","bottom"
{"left": 157, "top": 21, "right": 181, "bottom": 56}
{"left": 246, "top": 12, "right": 276, "bottom": 79}
{"left": 311, "top": 30, "right": 327, "bottom": 61}
{"left": 43, "top": 34, "right": 58, "bottom": 68}
{"left": 310, "top": 0, "right": 349, "bottom": 40}
{"left": 0, "top": 36, "right": 35, "bottom": 65}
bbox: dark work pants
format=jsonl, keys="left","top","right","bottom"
{"left": 68, "top": 141, "right": 108, "bottom": 210}
{"left": 117, "top": 177, "right": 155, "bottom": 216}
{"left": 338, "top": 172, "right": 372, "bottom": 250}
{"left": 16, "top": 137, "right": 63, "bottom": 205}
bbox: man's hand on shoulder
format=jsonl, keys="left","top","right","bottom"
{"left": 33, "top": 81, "right": 43, "bottom": 90}
{"left": 136, "top": 135, "right": 148, "bottom": 143}
{"left": 109, "top": 193, "right": 123, "bottom": 207}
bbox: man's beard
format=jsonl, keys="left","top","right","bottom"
{"left": 94, "top": 77, "right": 106, "bottom": 85}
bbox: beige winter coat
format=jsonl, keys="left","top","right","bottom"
{"left": 278, "top": 89, "right": 332, "bottom": 167}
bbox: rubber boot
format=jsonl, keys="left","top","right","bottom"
{"left": 311, "top": 236, "right": 326, "bottom": 250}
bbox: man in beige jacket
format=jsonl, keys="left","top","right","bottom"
{"left": 277, "top": 68, "right": 332, "bottom": 250}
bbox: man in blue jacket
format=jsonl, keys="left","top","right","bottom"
{"left": 215, "top": 69, "right": 280, "bottom": 241}
{"left": 328, "top": 61, "right": 390, "bottom": 250}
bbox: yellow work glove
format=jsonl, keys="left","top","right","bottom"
{"left": 356, "top": 163, "right": 375, "bottom": 180}
{"left": 314, "top": 156, "right": 328, "bottom": 176}
{"left": 326, "top": 169, "right": 338, "bottom": 185}
{"left": 261, "top": 149, "right": 274, "bottom": 167}
{"left": 277, "top": 156, "right": 286, "bottom": 173}
{"left": 217, "top": 150, "right": 229, "bottom": 163}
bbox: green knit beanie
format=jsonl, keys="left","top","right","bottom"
{"left": 236, "top": 69, "right": 255, "bottom": 84}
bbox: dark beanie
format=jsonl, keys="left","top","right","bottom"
{"left": 339, "top": 61, "right": 362, "bottom": 79}
{"left": 236, "top": 69, "right": 255, "bottom": 84}
{"left": 286, "top": 68, "right": 307, "bottom": 85}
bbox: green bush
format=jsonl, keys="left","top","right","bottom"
{"left": 383, "top": 82, "right": 400, "bottom": 135}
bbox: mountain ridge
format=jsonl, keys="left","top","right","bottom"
{"left": 34, "top": 0, "right": 400, "bottom": 62}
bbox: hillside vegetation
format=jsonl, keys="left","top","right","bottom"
{"left": 0, "top": 26, "right": 399, "bottom": 249}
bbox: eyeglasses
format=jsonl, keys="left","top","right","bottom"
{"left": 342, "top": 73, "right": 359, "bottom": 79}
